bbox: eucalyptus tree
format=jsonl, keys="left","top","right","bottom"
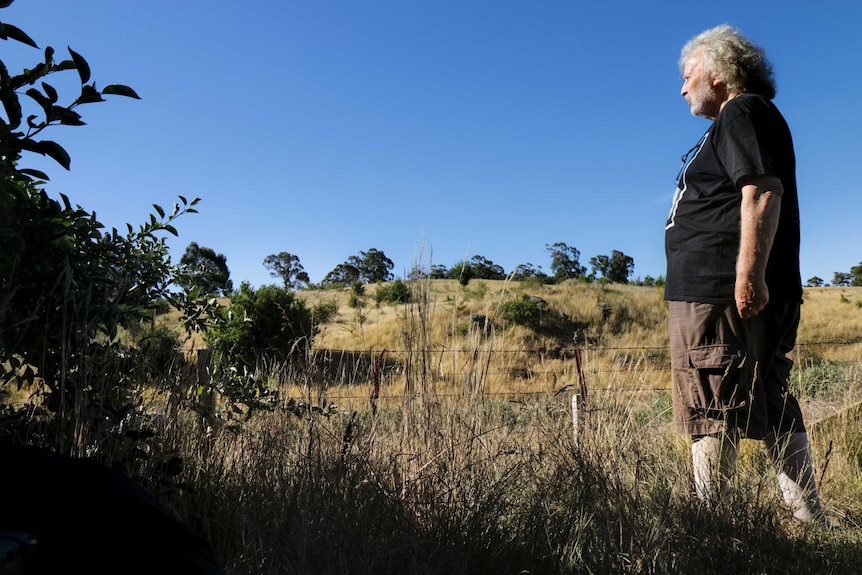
{"left": 180, "top": 242, "right": 233, "bottom": 295}
{"left": 263, "top": 251, "right": 309, "bottom": 290}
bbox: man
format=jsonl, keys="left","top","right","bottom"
{"left": 665, "top": 24, "right": 825, "bottom": 522}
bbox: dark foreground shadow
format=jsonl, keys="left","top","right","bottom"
{"left": 0, "top": 445, "right": 225, "bottom": 575}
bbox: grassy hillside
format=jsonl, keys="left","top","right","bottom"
{"left": 159, "top": 280, "right": 862, "bottom": 410}
{"left": 302, "top": 280, "right": 862, "bottom": 353}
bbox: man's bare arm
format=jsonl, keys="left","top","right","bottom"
{"left": 736, "top": 174, "right": 783, "bottom": 319}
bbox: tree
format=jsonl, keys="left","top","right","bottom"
{"left": 510, "top": 263, "right": 548, "bottom": 282}
{"left": 805, "top": 276, "right": 825, "bottom": 288}
{"left": 263, "top": 251, "right": 309, "bottom": 290}
{"left": 322, "top": 262, "right": 361, "bottom": 287}
{"left": 408, "top": 263, "right": 447, "bottom": 280}
{"left": 590, "top": 250, "right": 635, "bottom": 284}
{"left": 444, "top": 255, "right": 504, "bottom": 283}
{"left": 467, "top": 255, "right": 506, "bottom": 280}
{"left": 850, "top": 262, "right": 862, "bottom": 287}
{"left": 350, "top": 248, "right": 394, "bottom": 283}
{"left": 0, "top": 10, "right": 207, "bottom": 454}
{"left": 429, "top": 264, "right": 448, "bottom": 279}
{"left": 447, "top": 261, "right": 475, "bottom": 286}
{"left": 832, "top": 272, "right": 852, "bottom": 287}
{"left": 589, "top": 255, "right": 610, "bottom": 280}
{"left": 545, "top": 242, "right": 586, "bottom": 282}
{"left": 324, "top": 248, "right": 394, "bottom": 286}
{"left": 178, "top": 242, "right": 233, "bottom": 295}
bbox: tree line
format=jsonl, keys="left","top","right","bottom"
{"left": 806, "top": 268, "right": 862, "bottom": 288}
{"left": 178, "top": 242, "right": 648, "bottom": 296}
{"left": 179, "top": 240, "right": 862, "bottom": 297}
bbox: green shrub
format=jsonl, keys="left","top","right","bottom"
{"left": 0, "top": 16, "right": 210, "bottom": 455}
{"left": 348, "top": 282, "right": 366, "bottom": 308}
{"left": 204, "top": 283, "right": 314, "bottom": 373}
{"left": 375, "top": 279, "right": 411, "bottom": 305}
{"left": 499, "top": 294, "right": 544, "bottom": 326}
{"left": 311, "top": 299, "right": 339, "bottom": 324}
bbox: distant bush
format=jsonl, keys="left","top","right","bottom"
{"left": 205, "top": 283, "right": 314, "bottom": 373}
{"left": 375, "top": 279, "right": 411, "bottom": 305}
{"left": 348, "top": 282, "right": 366, "bottom": 308}
{"left": 311, "top": 299, "right": 339, "bottom": 324}
{"left": 499, "top": 294, "right": 544, "bottom": 327}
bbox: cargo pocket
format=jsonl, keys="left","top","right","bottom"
{"left": 687, "top": 344, "right": 748, "bottom": 414}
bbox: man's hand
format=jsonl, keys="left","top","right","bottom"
{"left": 735, "top": 275, "right": 769, "bottom": 318}
{"left": 736, "top": 175, "right": 783, "bottom": 319}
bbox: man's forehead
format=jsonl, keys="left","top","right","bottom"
{"left": 683, "top": 48, "right": 704, "bottom": 72}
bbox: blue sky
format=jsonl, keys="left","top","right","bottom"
{"left": 4, "top": 1, "right": 861, "bottom": 287}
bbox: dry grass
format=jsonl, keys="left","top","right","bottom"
{"left": 68, "top": 281, "right": 862, "bottom": 574}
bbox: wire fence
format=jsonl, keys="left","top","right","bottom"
{"left": 204, "top": 339, "right": 862, "bottom": 407}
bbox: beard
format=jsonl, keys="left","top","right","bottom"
{"left": 687, "top": 86, "right": 721, "bottom": 120}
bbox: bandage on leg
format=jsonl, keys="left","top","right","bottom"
{"left": 691, "top": 432, "right": 738, "bottom": 505}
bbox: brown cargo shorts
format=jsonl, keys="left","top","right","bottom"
{"left": 669, "top": 300, "right": 806, "bottom": 439}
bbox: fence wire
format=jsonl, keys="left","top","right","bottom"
{"left": 206, "top": 339, "right": 862, "bottom": 406}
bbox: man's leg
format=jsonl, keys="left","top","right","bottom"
{"left": 757, "top": 304, "right": 826, "bottom": 523}
{"left": 764, "top": 431, "right": 825, "bottom": 522}
{"left": 691, "top": 432, "right": 738, "bottom": 505}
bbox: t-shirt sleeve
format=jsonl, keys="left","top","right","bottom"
{"left": 714, "top": 99, "right": 778, "bottom": 187}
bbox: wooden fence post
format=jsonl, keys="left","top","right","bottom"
{"left": 572, "top": 348, "right": 589, "bottom": 446}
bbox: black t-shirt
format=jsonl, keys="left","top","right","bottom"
{"left": 664, "top": 93, "right": 802, "bottom": 304}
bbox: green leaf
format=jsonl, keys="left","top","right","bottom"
{"left": 18, "top": 168, "right": 50, "bottom": 181}
{"left": 53, "top": 59, "right": 76, "bottom": 72}
{"left": 41, "top": 82, "right": 58, "bottom": 103}
{"left": 164, "top": 224, "right": 178, "bottom": 236}
{"left": 25, "top": 88, "right": 53, "bottom": 119}
{"left": 102, "top": 84, "right": 141, "bottom": 99}
{"left": 32, "top": 139, "right": 71, "bottom": 170}
{"left": 0, "top": 23, "right": 38, "bottom": 48}
{"left": 55, "top": 107, "right": 85, "bottom": 126}
{"left": 153, "top": 204, "right": 165, "bottom": 218}
{"left": 68, "top": 47, "right": 91, "bottom": 84}
{"left": 78, "top": 84, "right": 104, "bottom": 104}
{"left": 0, "top": 85, "right": 22, "bottom": 128}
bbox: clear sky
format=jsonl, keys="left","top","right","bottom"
{"left": 4, "top": 1, "right": 861, "bottom": 288}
